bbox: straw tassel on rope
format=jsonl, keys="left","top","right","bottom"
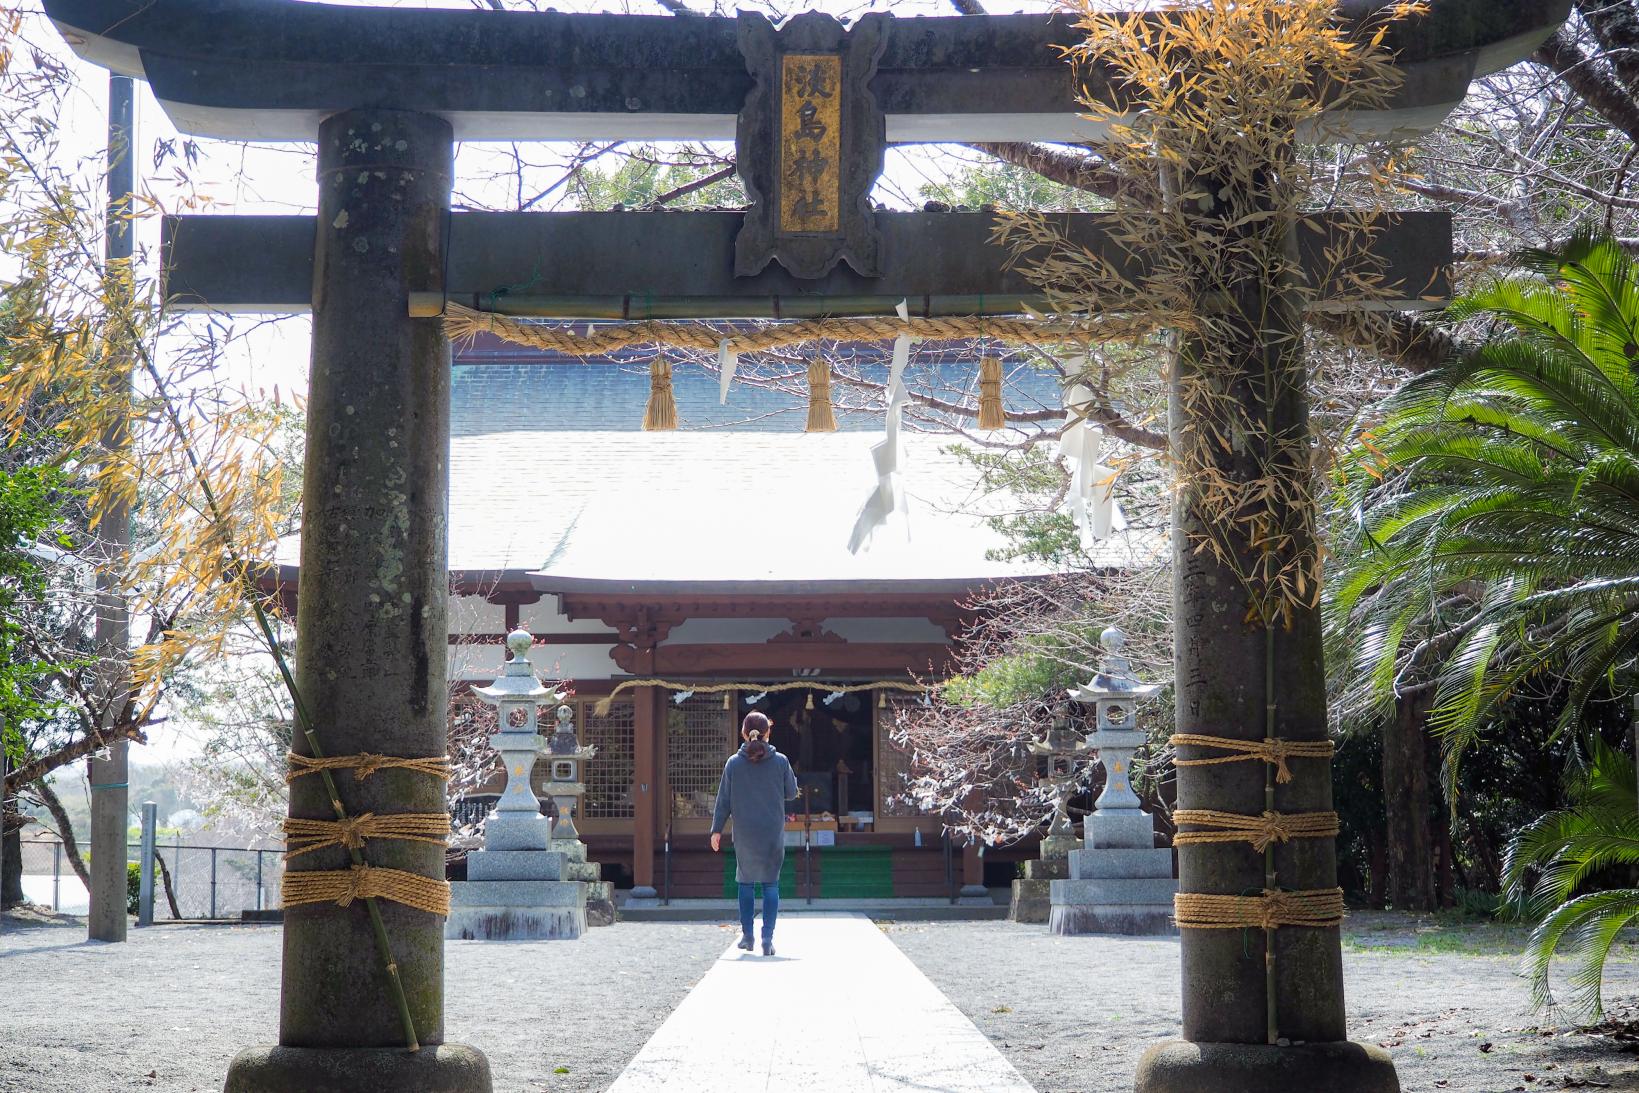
{"left": 644, "top": 354, "right": 677, "bottom": 431}
{"left": 978, "top": 355, "right": 1005, "bottom": 429}
{"left": 806, "top": 358, "right": 838, "bottom": 433}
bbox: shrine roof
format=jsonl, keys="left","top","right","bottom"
{"left": 451, "top": 341, "right": 1067, "bottom": 434}
{"left": 272, "top": 426, "right": 1157, "bottom": 592}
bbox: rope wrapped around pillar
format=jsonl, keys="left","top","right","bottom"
{"left": 1173, "top": 887, "right": 1346, "bottom": 931}
{"left": 1171, "top": 808, "right": 1338, "bottom": 853}
{"left": 283, "top": 863, "right": 452, "bottom": 917}
{"left": 1169, "top": 732, "right": 1333, "bottom": 783}
{"left": 285, "top": 751, "right": 451, "bottom": 783}
{"left": 283, "top": 812, "right": 452, "bottom": 858}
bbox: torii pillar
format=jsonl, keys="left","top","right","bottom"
{"left": 224, "top": 109, "right": 490, "bottom": 1092}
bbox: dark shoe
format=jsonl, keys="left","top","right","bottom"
{"left": 737, "top": 935, "right": 754, "bottom": 951}
{"left": 762, "top": 940, "right": 775, "bottom": 956}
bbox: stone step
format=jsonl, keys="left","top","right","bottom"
{"left": 465, "top": 850, "right": 566, "bottom": 882}
{"left": 1084, "top": 811, "right": 1157, "bottom": 850}
{"left": 449, "top": 879, "right": 585, "bottom": 907}
{"left": 1050, "top": 876, "right": 1178, "bottom": 906}
{"left": 1068, "top": 847, "right": 1174, "bottom": 880}
{"left": 484, "top": 813, "right": 553, "bottom": 852}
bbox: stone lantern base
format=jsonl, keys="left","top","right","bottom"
{"left": 445, "top": 814, "right": 587, "bottom": 941}
{"left": 551, "top": 836, "right": 617, "bottom": 927}
{"left": 1049, "top": 811, "right": 1176, "bottom": 936}
{"left": 1008, "top": 835, "right": 1082, "bottom": 923}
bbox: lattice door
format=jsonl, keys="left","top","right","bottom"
{"left": 667, "top": 693, "right": 735, "bottom": 826}
{"left": 579, "top": 698, "right": 635, "bottom": 831}
{"left": 876, "top": 695, "right": 928, "bottom": 824}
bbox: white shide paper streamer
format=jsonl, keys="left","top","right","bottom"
{"left": 1059, "top": 378, "right": 1126, "bottom": 546}
{"left": 847, "top": 300, "right": 914, "bottom": 553}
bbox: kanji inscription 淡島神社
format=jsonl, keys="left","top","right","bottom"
{"left": 779, "top": 54, "right": 841, "bottom": 234}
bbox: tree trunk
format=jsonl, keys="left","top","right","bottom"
{"left": 1368, "top": 826, "right": 1388, "bottom": 910}
{"left": 1383, "top": 692, "right": 1435, "bottom": 911}
{"left": 153, "top": 849, "right": 182, "bottom": 919}
{"left": 34, "top": 778, "right": 91, "bottom": 891}
{"left": 1435, "top": 812, "right": 1458, "bottom": 908}
{"left": 1, "top": 823, "right": 23, "bottom": 908}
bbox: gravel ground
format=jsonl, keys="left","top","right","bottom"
{"left": 7, "top": 907, "right": 1639, "bottom": 1092}
{"left": 0, "top": 908, "right": 731, "bottom": 1093}
{"left": 884, "top": 912, "right": 1639, "bottom": 1093}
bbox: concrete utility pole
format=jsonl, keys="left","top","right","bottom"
{"left": 87, "top": 73, "right": 135, "bottom": 944}
{"left": 136, "top": 801, "right": 156, "bottom": 927}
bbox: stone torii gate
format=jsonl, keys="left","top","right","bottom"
{"left": 43, "top": 1, "right": 1565, "bottom": 1091}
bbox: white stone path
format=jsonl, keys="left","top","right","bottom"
{"left": 607, "top": 912, "right": 1036, "bottom": 1093}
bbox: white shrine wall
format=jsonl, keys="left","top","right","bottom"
{"left": 445, "top": 592, "right": 952, "bottom": 683}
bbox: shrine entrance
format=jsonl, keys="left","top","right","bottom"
{"left": 39, "top": 1, "right": 1569, "bottom": 1091}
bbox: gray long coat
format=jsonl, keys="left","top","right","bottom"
{"left": 711, "top": 743, "right": 799, "bottom": 884}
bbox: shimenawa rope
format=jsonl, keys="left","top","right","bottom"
{"left": 1173, "top": 887, "right": 1346, "bottom": 930}
{"left": 283, "top": 863, "right": 451, "bottom": 917}
{"left": 594, "top": 677, "right": 928, "bottom": 716}
{"left": 443, "top": 302, "right": 1082, "bottom": 356}
{"left": 283, "top": 812, "right": 452, "bottom": 859}
{"left": 1172, "top": 808, "right": 1338, "bottom": 853}
{"left": 1169, "top": 732, "right": 1333, "bottom": 783}
{"left": 285, "top": 751, "right": 451, "bottom": 784}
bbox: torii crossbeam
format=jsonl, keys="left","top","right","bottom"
{"left": 43, "top": 2, "right": 1567, "bottom": 1092}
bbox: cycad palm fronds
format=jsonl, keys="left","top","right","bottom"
{"left": 1328, "top": 232, "right": 1639, "bottom": 773}
{"left": 1502, "top": 737, "right": 1639, "bottom": 1020}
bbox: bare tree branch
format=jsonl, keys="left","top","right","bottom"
{"left": 30, "top": 778, "right": 90, "bottom": 891}
{"left": 1534, "top": 27, "right": 1639, "bottom": 147}
{"left": 646, "top": 162, "right": 736, "bottom": 207}
{"left": 963, "top": 141, "right": 1127, "bottom": 202}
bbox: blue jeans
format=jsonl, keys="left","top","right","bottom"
{"left": 738, "top": 882, "right": 779, "bottom": 942}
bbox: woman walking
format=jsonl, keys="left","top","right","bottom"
{"left": 710, "top": 711, "right": 799, "bottom": 955}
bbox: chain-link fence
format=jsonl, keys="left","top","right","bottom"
{"left": 16, "top": 836, "right": 281, "bottom": 920}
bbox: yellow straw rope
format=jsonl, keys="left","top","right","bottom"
{"left": 283, "top": 812, "right": 452, "bottom": 859}
{"left": 806, "top": 358, "right": 837, "bottom": 432}
{"left": 978, "top": 356, "right": 1005, "bottom": 429}
{"left": 1169, "top": 733, "right": 1333, "bottom": 784}
{"left": 1172, "top": 808, "right": 1339, "bottom": 853}
{"left": 643, "top": 355, "right": 677, "bottom": 431}
{"left": 444, "top": 302, "right": 1085, "bottom": 356}
{"left": 285, "top": 752, "right": 451, "bottom": 784}
{"left": 1173, "top": 887, "right": 1345, "bottom": 930}
{"left": 282, "top": 863, "right": 451, "bottom": 917}
{"left": 595, "top": 678, "right": 928, "bottom": 716}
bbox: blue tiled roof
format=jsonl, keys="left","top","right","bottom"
{"left": 451, "top": 335, "right": 1065, "bottom": 435}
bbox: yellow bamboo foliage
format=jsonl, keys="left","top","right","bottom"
{"left": 997, "top": 0, "right": 1425, "bottom": 625}
{"left": 0, "top": 22, "right": 298, "bottom": 725}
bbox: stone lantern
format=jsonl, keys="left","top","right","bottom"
{"left": 1050, "top": 627, "right": 1176, "bottom": 935}
{"left": 446, "top": 629, "right": 586, "bottom": 940}
{"left": 476, "top": 629, "right": 559, "bottom": 848}
{"left": 1008, "top": 706, "right": 1087, "bottom": 923}
{"left": 539, "top": 700, "right": 618, "bottom": 927}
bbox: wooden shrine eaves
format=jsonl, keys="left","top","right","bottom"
{"left": 162, "top": 209, "right": 1453, "bottom": 319}
{"left": 46, "top": 0, "right": 1568, "bottom": 142}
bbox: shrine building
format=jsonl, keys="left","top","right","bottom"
{"left": 273, "top": 333, "right": 1075, "bottom": 900}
